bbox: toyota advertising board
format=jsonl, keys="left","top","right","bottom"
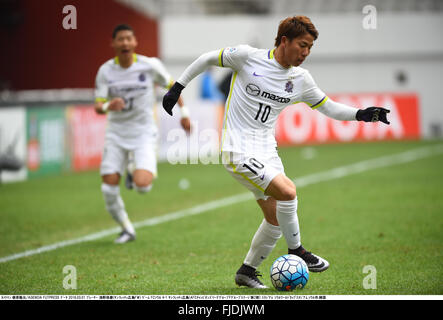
{"left": 275, "top": 93, "right": 420, "bottom": 146}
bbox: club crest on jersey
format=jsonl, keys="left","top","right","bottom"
{"left": 285, "top": 81, "right": 293, "bottom": 93}
{"left": 138, "top": 73, "right": 146, "bottom": 82}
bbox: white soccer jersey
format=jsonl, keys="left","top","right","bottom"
{"left": 95, "top": 54, "right": 173, "bottom": 148}
{"left": 218, "top": 45, "right": 328, "bottom": 154}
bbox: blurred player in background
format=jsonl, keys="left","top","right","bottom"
{"left": 163, "top": 16, "right": 389, "bottom": 287}
{"left": 95, "top": 24, "right": 191, "bottom": 243}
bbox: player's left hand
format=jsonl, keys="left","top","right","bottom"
{"left": 163, "top": 82, "right": 185, "bottom": 116}
{"left": 180, "top": 117, "right": 191, "bottom": 133}
{"left": 356, "top": 107, "right": 390, "bottom": 125}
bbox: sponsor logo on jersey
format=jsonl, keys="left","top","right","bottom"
{"left": 260, "top": 91, "right": 290, "bottom": 104}
{"left": 246, "top": 84, "right": 290, "bottom": 104}
{"left": 109, "top": 86, "right": 147, "bottom": 98}
{"left": 246, "top": 83, "right": 261, "bottom": 96}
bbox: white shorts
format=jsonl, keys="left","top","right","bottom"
{"left": 100, "top": 137, "right": 158, "bottom": 177}
{"left": 222, "top": 151, "right": 285, "bottom": 200}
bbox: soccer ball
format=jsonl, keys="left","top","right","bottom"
{"left": 270, "top": 254, "right": 309, "bottom": 291}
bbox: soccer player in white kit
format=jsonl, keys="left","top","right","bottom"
{"left": 163, "top": 16, "right": 390, "bottom": 288}
{"left": 95, "top": 24, "right": 191, "bottom": 244}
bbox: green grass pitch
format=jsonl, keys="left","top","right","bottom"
{"left": 0, "top": 140, "right": 442, "bottom": 295}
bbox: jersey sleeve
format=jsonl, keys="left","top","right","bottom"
{"left": 149, "top": 57, "right": 174, "bottom": 89}
{"left": 301, "top": 70, "right": 329, "bottom": 109}
{"left": 218, "top": 45, "right": 253, "bottom": 72}
{"left": 94, "top": 66, "right": 109, "bottom": 102}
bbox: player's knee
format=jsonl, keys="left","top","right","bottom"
{"left": 102, "top": 173, "right": 120, "bottom": 185}
{"left": 133, "top": 170, "right": 153, "bottom": 187}
{"left": 133, "top": 178, "right": 153, "bottom": 190}
{"left": 266, "top": 174, "right": 297, "bottom": 201}
{"left": 279, "top": 187, "right": 297, "bottom": 201}
{"left": 133, "top": 174, "right": 153, "bottom": 194}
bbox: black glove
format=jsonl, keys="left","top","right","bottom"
{"left": 162, "top": 82, "right": 185, "bottom": 116}
{"left": 356, "top": 107, "right": 390, "bottom": 125}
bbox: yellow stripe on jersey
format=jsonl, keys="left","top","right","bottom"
{"left": 229, "top": 162, "right": 265, "bottom": 192}
{"left": 95, "top": 97, "right": 108, "bottom": 102}
{"left": 269, "top": 48, "right": 275, "bottom": 59}
{"left": 310, "top": 96, "right": 329, "bottom": 109}
{"left": 220, "top": 71, "right": 238, "bottom": 153}
{"left": 114, "top": 53, "right": 138, "bottom": 65}
{"left": 218, "top": 48, "right": 224, "bottom": 67}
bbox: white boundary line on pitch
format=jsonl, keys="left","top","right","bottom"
{"left": 1, "top": 143, "right": 443, "bottom": 264}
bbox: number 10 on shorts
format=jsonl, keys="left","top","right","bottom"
{"left": 243, "top": 157, "right": 265, "bottom": 176}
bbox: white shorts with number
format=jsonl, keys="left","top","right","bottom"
{"left": 100, "top": 136, "right": 158, "bottom": 177}
{"left": 222, "top": 151, "right": 285, "bottom": 200}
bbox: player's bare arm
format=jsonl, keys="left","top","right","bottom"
{"left": 177, "top": 95, "right": 191, "bottom": 132}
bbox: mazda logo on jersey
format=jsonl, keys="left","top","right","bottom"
{"left": 246, "top": 83, "right": 260, "bottom": 96}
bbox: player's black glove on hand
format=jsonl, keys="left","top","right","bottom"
{"left": 356, "top": 107, "right": 390, "bottom": 125}
{"left": 163, "top": 82, "right": 185, "bottom": 116}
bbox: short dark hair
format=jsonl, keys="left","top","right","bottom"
{"left": 274, "top": 16, "right": 318, "bottom": 47}
{"left": 112, "top": 24, "right": 134, "bottom": 39}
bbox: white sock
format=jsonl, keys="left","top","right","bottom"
{"left": 276, "top": 197, "right": 301, "bottom": 250}
{"left": 244, "top": 219, "right": 282, "bottom": 269}
{"left": 101, "top": 183, "right": 135, "bottom": 235}
{"left": 134, "top": 184, "right": 153, "bottom": 194}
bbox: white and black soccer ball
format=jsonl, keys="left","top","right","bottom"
{"left": 270, "top": 254, "right": 309, "bottom": 291}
